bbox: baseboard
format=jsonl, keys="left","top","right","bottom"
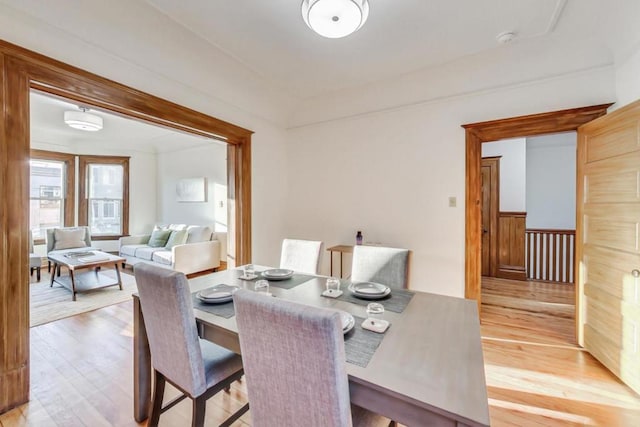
{"left": 497, "top": 265, "right": 527, "bottom": 281}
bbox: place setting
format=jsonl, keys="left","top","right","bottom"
{"left": 322, "top": 277, "right": 415, "bottom": 314}
{"left": 337, "top": 298, "right": 389, "bottom": 368}
{"left": 191, "top": 283, "right": 240, "bottom": 319}
{"left": 238, "top": 264, "right": 316, "bottom": 290}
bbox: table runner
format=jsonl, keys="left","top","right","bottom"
{"left": 331, "top": 281, "right": 415, "bottom": 313}
{"left": 192, "top": 291, "right": 385, "bottom": 366}
{"left": 344, "top": 315, "right": 387, "bottom": 368}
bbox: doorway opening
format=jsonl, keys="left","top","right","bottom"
{"left": 28, "top": 90, "right": 231, "bottom": 326}
{"left": 0, "top": 40, "right": 253, "bottom": 412}
{"left": 480, "top": 132, "right": 578, "bottom": 345}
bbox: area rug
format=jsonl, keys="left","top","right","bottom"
{"left": 30, "top": 269, "right": 138, "bottom": 327}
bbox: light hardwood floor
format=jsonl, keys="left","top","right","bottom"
{"left": 482, "top": 276, "right": 640, "bottom": 426}
{"left": 1, "top": 278, "right": 639, "bottom": 426}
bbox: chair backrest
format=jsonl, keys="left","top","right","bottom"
{"left": 233, "top": 289, "right": 352, "bottom": 427}
{"left": 46, "top": 226, "right": 92, "bottom": 253}
{"left": 279, "top": 238, "right": 323, "bottom": 275}
{"left": 351, "top": 245, "right": 410, "bottom": 289}
{"left": 133, "top": 263, "right": 207, "bottom": 397}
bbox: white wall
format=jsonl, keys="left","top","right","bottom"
{"left": 157, "top": 143, "right": 227, "bottom": 228}
{"left": 525, "top": 133, "right": 577, "bottom": 230}
{"left": 286, "top": 69, "right": 615, "bottom": 297}
{"left": 481, "top": 138, "right": 527, "bottom": 212}
{"left": 613, "top": 46, "right": 640, "bottom": 110}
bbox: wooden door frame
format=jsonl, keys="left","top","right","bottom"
{"left": 481, "top": 156, "right": 500, "bottom": 277}
{"left": 463, "top": 103, "right": 612, "bottom": 311}
{"left": 0, "top": 40, "right": 253, "bottom": 412}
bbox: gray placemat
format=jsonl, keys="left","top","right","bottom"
{"left": 234, "top": 269, "right": 315, "bottom": 290}
{"left": 262, "top": 273, "right": 316, "bottom": 290}
{"left": 344, "top": 315, "right": 387, "bottom": 368}
{"left": 332, "top": 281, "right": 415, "bottom": 313}
{"left": 191, "top": 293, "right": 235, "bottom": 319}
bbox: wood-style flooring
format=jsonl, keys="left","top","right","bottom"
{"left": 481, "top": 276, "right": 640, "bottom": 426}
{"left": 1, "top": 277, "right": 639, "bottom": 426}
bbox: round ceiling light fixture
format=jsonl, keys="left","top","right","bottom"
{"left": 301, "top": 0, "right": 369, "bottom": 39}
{"left": 64, "top": 107, "right": 103, "bottom": 132}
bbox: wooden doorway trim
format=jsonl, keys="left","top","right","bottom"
{"left": 462, "top": 103, "right": 612, "bottom": 309}
{"left": 481, "top": 157, "right": 500, "bottom": 277}
{"left": 0, "top": 40, "right": 253, "bottom": 412}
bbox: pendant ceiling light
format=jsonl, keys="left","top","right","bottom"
{"left": 64, "top": 107, "right": 103, "bottom": 132}
{"left": 301, "top": 0, "right": 369, "bottom": 39}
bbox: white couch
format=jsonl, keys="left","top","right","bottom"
{"left": 119, "top": 224, "right": 226, "bottom": 275}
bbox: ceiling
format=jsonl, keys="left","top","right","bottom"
{"left": 143, "top": 0, "right": 637, "bottom": 99}
{"left": 30, "top": 91, "right": 222, "bottom": 153}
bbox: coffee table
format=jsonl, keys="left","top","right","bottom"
{"left": 48, "top": 250, "right": 126, "bottom": 301}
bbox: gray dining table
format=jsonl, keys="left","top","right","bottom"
{"left": 132, "top": 266, "right": 490, "bottom": 426}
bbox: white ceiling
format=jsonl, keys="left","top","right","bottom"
{"left": 143, "top": 0, "right": 636, "bottom": 99}
{"left": 30, "top": 91, "right": 222, "bottom": 153}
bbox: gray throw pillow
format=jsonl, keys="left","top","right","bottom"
{"left": 148, "top": 229, "right": 172, "bottom": 248}
{"left": 53, "top": 228, "right": 87, "bottom": 250}
{"left": 165, "top": 230, "right": 188, "bottom": 249}
{"left": 186, "top": 226, "right": 213, "bottom": 244}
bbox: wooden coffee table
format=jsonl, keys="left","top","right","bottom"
{"left": 48, "top": 251, "right": 126, "bottom": 301}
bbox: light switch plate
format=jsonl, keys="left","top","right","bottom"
{"left": 448, "top": 196, "right": 457, "bottom": 207}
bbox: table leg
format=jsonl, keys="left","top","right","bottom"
{"left": 115, "top": 263, "right": 123, "bottom": 290}
{"left": 49, "top": 263, "right": 56, "bottom": 287}
{"left": 133, "top": 296, "right": 151, "bottom": 422}
{"left": 330, "top": 251, "right": 334, "bottom": 277}
{"left": 69, "top": 270, "right": 77, "bottom": 301}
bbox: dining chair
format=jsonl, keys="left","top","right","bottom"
{"left": 351, "top": 245, "right": 410, "bottom": 289}
{"left": 233, "top": 288, "right": 389, "bottom": 427}
{"left": 279, "top": 238, "right": 323, "bottom": 275}
{"left": 134, "top": 263, "right": 249, "bottom": 427}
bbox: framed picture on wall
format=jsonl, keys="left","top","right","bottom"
{"left": 176, "top": 177, "right": 207, "bottom": 202}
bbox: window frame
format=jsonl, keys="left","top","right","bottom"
{"left": 29, "top": 149, "right": 76, "bottom": 243}
{"left": 78, "top": 155, "right": 130, "bottom": 240}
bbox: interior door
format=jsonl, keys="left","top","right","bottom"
{"left": 481, "top": 157, "right": 499, "bottom": 277}
{"left": 576, "top": 99, "right": 640, "bottom": 394}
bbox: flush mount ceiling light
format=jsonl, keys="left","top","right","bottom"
{"left": 301, "top": 0, "right": 369, "bottom": 39}
{"left": 64, "top": 107, "right": 103, "bottom": 131}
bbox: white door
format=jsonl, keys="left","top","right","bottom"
{"left": 576, "top": 99, "right": 640, "bottom": 394}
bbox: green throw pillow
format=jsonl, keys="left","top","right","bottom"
{"left": 148, "top": 229, "right": 172, "bottom": 247}
{"left": 165, "top": 230, "right": 188, "bottom": 249}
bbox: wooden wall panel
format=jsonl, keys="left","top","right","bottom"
{"left": 497, "top": 212, "right": 527, "bottom": 280}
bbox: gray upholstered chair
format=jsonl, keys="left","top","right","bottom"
{"left": 351, "top": 245, "right": 410, "bottom": 289}
{"left": 46, "top": 226, "right": 94, "bottom": 274}
{"left": 134, "top": 264, "right": 249, "bottom": 427}
{"left": 233, "top": 289, "right": 389, "bottom": 427}
{"left": 279, "top": 238, "right": 323, "bottom": 275}
{"left": 29, "top": 230, "right": 42, "bottom": 282}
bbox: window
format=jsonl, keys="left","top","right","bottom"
{"left": 29, "top": 150, "right": 75, "bottom": 240}
{"left": 79, "top": 156, "right": 129, "bottom": 238}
